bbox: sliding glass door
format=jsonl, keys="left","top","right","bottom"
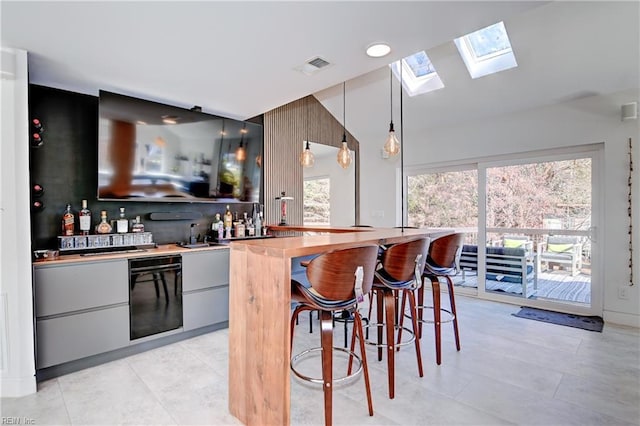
{"left": 406, "top": 146, "right": 602, "bottom": 316}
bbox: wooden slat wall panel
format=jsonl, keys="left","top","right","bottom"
{"left": 263, "top": 95, "right": 360, "bottom": 226}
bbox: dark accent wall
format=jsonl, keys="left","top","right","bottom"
{"left": 29, "top": 85, "right": 257, "bottom": 250}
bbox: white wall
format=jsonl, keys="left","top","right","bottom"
{"left": 359, "top": 89, "right": 640, "bottom": 327}
{"left": 0, "top": 47, "right": 37, "bottom": 396}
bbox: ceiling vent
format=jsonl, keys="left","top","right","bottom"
{"left": 295, "top": 56, "right": 332, "bottom": 76}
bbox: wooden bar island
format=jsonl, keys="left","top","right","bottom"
{"left": 228, "top": 226, "right": 444, "bottom": 425}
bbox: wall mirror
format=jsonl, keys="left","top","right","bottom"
{"left": 302, "top": 142, "right": 356, "bottom": 227}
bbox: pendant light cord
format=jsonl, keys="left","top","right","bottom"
{"left": 343, "top": 82, "right": 346, "bottom": 140}
{"left": 400, "top": 66, "right": 405, "bottom": 232}
{"left": 389, "top": 68, "right": 393, "bottom": 124}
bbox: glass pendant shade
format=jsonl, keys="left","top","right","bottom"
{"left": 337, "top": 137, "right": 352, "bottom": 169}
{"left": 384, "top": 121, "right": 400, "bottom": 156}
{"left": 300, "top": 141, "right": 315, "bottom": 167}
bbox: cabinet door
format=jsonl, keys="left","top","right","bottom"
{"left": 182, "top": 249, "right": 229, "bottom": 292}
{"left": 34, "top": 260, "right": 128, "bottom": 317}
{"left": 36, "top": 305, "right": 129, "bottom": 369}
{"left": 183, "top": 286, "right": 229, "bottom": 331}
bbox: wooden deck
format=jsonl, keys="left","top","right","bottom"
{"left": 454, "top": 269, "right": 591, "bottom": 304}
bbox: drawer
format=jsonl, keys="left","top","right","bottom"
{"left": 34, "top": 260, "right": 128, "bottom": 317}
{"left": 183, "top": 286, "right": 229, "bottom": 331}
{"left": 36, "top": 305, "right": 129, "bottom": 369}
{"left": 182, "top": 249, "right": 229, "bottom": 292}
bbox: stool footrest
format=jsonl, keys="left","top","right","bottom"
{"left": 412, "top": 305, "right": 456, "bottom": 324}
{"left": 290, "top": 346, "right": 363, "bottom": 385}
{"left": 361, "top": 322, "right": 416, "bottom": 348}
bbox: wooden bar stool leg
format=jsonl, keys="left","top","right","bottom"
{"left": 431, "top": 277, "right": 442, "bottom": 365}
{"left": 406, "top": 289, "right": 424, "bottom": 377}
{"left": 348, "top": 313, "right": 374, "bottom": 416}
{"left": 320, "top": 310, "right": 334, "bottom": 426}
{"left": 376, "top": 290, "right": 384, "bottom": 362}
{"left": 396, "top": 291, "right": 407, "bottom": 349}
{"left": 290, "top": 305, "right": 305, "bottom": 353}
{"left": 383, "top": 288, "right": 396, "bottom": 399}
{"left": 447, "top": 276, "right": 461, "bottom": 351}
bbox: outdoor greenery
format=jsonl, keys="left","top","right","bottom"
{"left": 303, "top": 177, "right": 330, "bottom": 225}
{"left": 408, "top": 159, "right": 591, "bottom": 230}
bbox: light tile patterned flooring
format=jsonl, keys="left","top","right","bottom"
{"left": 2, "top": 295, "right": 639, "bottom": 425}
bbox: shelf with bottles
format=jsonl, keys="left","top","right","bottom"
{"left": 58, "top": 232, "right": 155, "bottom": 253}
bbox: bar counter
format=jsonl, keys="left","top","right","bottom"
{"left": 228, "top": 226, "right": 447, "bottom": 425}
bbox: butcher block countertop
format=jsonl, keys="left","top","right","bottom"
{"left": 33, "top": 243, "right": 229, "bottom": 266}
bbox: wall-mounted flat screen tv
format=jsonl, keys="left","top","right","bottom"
{"left": 97, "top": 90, "right": 263, "bottom": 203}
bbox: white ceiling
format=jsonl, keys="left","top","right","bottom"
{"left": 2, "top": 1, "right": 639, "bottom": 150}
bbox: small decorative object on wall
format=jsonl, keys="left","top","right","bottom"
{"left": 31, "top": 118, "right": 44, "bottom": 147}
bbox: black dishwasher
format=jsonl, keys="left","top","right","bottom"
{"left": 129, "top": 255, "right": 182, "bottom": 340}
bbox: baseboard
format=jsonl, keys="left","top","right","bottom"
{"left": 0, "top": 375, "right": 37, "bottom": 397}
{"left": 603, "top": 310, "right": 640, "bottom": 328}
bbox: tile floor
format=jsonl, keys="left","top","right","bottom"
{"left": 2, "top": 295, "right": 639, "bottom": 425}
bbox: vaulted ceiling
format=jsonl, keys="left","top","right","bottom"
{"left": 2, "top": 1, "right": 638, "bottom": 149}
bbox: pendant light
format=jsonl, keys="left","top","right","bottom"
{"left": 383, "top": 68, "right": 400, "bottom": 156}
{"left": 300, "top": 97, "right": 315, "bottom": 167}
{"left": 236, "top": 124, "right": 247, "bottom": 162}
{"left": 337, "top": 82, "right": 352, "bottom": 169}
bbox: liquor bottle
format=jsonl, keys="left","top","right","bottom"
{"left": 247, "top": 218, "right": 255, "bottom": 237}
{"left": 131, "top": 216, "right": 145, "bottom": 233}
{"left": 211, "top": 213, "right": 222, "bottom": 238}
{"left": 116, "top": 207, "right": 128, "bottom": 233}
{"left": 254, "top": 210, "right": 262, "bottom": 237}
{"left": 224, "top": 205, "right": 233, "bottom": 230}
{"left": 211, "top": 213, "right": 221, "bottom": 231}
{"left": 61, "top": 204, "right": 75, "bottom": 236}
{"left": 79, "top": 199, "right": 91, "bottom": 235}
{"left": 95, "top": 210, "right": 113, "bottom": 234}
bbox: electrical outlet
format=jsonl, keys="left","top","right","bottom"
{"left": 618, "top": 286, "right": 630, "bottom": 300}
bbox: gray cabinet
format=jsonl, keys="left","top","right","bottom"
{"left": 33, "top": 248, "right": 230, "bottom": 370}
{"left": 33, "top": 259, "right": 129, "bottom": 369}
{"left": 181, "top": 249, "right": 230, "bottom": 331}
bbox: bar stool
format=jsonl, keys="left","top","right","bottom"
{"left": 289, "top": 245, "right": 379, "bottom": 426}
{"left": 413, "top": 232, "right": 465, "bottom": 365}
{"left": 365, "top": 237, "right": 430, "bottom": 399}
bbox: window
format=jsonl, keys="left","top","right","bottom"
{"left": 390, "top": 51, "right": 445, "bottom": 97}
{"left": 454, "top": 21, "right": 518, "bottom": 79}
{"left": 303, "top": 177, "right": 330, "bottom": 225}
{"left": 407, "top": 168, "right": 478, "bottom": 228}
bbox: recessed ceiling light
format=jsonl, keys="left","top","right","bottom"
{"left": 366, "top": 43, "right": 391, "bottom": 58}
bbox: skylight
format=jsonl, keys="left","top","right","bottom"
{"left": 390, "top": 51, "right": 444, "bottom": 97}
{"left": 455, "top": 21, "right": 518, "bottom": 79}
